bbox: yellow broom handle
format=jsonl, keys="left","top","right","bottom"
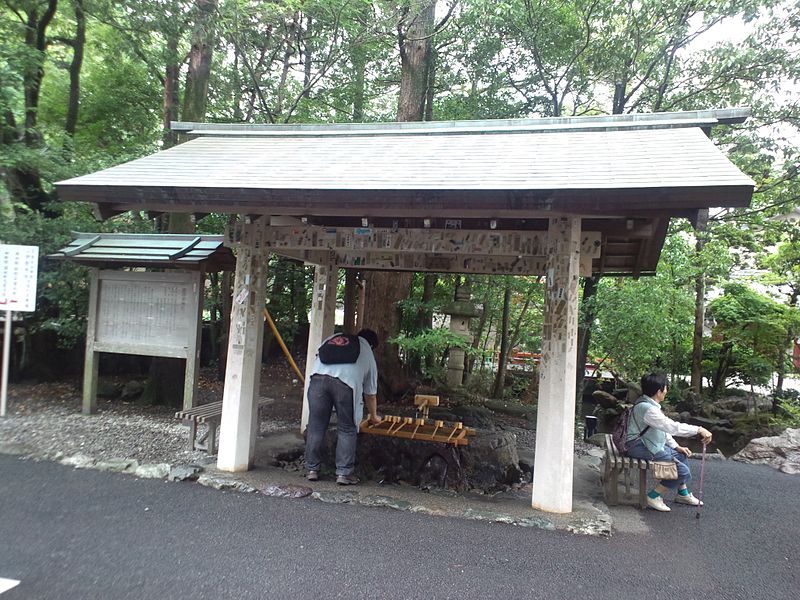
{"left": 263, "top": 307, "right": 305, "bottom": 384}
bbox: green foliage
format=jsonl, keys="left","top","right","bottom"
{"left": 0, "top": 203, "right": 155, "bottom": 348}
{"left": 0, "top": 0, "right": 798, "bottom": 394}
{"left": 771, "top": 389, "right": 800, "bottom": 428}
{"left": 591, "top": 232, "right": 696, "bottom": 380}
{"left": 708, "top": 282, "right": 800, "bottom": 389}
{"left": 393, "top": 327, "right": 485, "bottom": 384}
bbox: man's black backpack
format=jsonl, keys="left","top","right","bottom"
{"left": 318, "top": 334, "right": 361, "bottom": 365}
{"left": 611, "top": 398, "right": 650, "bottom": 455}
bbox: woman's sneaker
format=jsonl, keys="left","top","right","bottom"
{"left": 674, "top": 492, "right": 703, "bottom": 506}
{"left": 306, "top": 471, "right": 319, "bottom": 482}
{"left": 646, "top": 495, "right": 671, "bottom": 512}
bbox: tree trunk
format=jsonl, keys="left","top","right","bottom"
{"left": 23, "top": 1, "right": 58, "bottom": 141}
{"left": 362, "top": 1, "right": 436, "bottom": 399}
{"left": 215, "top": 270, "right": 233, "bottom": 380}
{"left": 467, "top": 287, "right": 491, "bottom": 375}
{"left": 182, "top": 0, "right": 217, "bottom": 124}
{"left": 419, "top": 273, "right": 437, "bottom": 330}
{"left": 0, "top": 167, "right": 14, "bottom": 222}
{"left": 508, "top": 281, "right": 536, "bottom": 351}
{"left": 303, "top": 16, "right": 313, "bottom": 98}
{"left": 65, "top": 0, "right": 85, "bottom": 138}
{"left": 351, "top": 32, "right": 367, "bottom": 121}
{"left": 397, "top": 1, "right": 436, "bottom": 121}
{"left": 147, "top": 1, "right": 218, "bottom": 404}
{"left": 4, "top": 1, "right": 58, "bottom": 212}
{"left": 363, "top": 270, "right": 413, "bottom": 398}
{"left": 691, "top": 212, "right": 709, "bottom": 393}
{"left": 424, "top": 43, "right": 435, "bottom": 121}
{"left": 163, "top": 36, "right": 181, "bottom": 149}
{"left": 575, "top": 276, "right": 599, "bottom": 402}
{"left": 343, "top": 269, "right": 358, "bottom": 334}
{"left": 711, "top": 341, "right": 733, "bottom": 398}
{"left": 775, "top": 289, "right": 799, "bottom": 400}
{"left": 492, "top": 279, "right": 512, "bottom": 398}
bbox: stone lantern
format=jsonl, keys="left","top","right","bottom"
{"left": 442, "top": 284, "right": 482, "bottom": 387}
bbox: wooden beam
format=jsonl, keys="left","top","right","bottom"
{"left": 82, "top": 269, "right": 100, "bottom": 415}
{"left": 274, "top": 248, "right": 596, "bottom": 277}
{"left": 263, "top": 226, "right": 601, "bottom": 258}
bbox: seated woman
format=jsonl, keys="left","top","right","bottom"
{"left": 625, "top": 372, "right": 713, "bottom": 512}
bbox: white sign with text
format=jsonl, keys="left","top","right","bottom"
{"left": 0, "top": 244, "right": 39, "bottom": 312}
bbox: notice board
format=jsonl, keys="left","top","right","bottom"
{"left": 91, "top": 270, "right": 201, "bottom": 358}
{"left": 82, "top": 270, "right": 203, "bottom": 413}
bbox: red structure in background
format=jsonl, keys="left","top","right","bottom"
{"left": 793, "top": 339, "right": 800, "bottom": 370}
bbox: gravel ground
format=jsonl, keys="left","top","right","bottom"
{"left": 0, "top": 366, "right": 593, "bottom": 468}
{"left": 0, "top": 381, "right": 209, "bottom": 464}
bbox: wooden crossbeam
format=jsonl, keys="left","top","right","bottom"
{"left": 263, "top": 226, "right": 602, "bottom": 258}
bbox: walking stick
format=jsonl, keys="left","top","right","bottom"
{"left": 696, "top": 442, "right": 707, "bottom": 520}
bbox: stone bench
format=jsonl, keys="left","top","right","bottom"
{"left": 602, "top": 433, "right": 653, "bottom": 509}
{"left": 175, "top": 398, "right": 273, "bottom": 455}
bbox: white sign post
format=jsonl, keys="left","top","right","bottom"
{"left": 0, "top": 244, "right": 39, "bottom": 417}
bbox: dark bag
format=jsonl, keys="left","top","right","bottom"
{"left": 611, "top": 399, "right": 650, "bottom": 455}
{"left": 318, "top": 334, "right": 361, "bottom": 364}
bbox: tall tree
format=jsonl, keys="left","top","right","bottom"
{"left": 64, "top": 0, "right": 85, "bottom": 139}
{"left": 363, "top": 0, "right": 438, "bottom": 398}
{"left": 2, "top": 0, "right": 59, "bottom": 212}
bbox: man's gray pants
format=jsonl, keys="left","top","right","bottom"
{"left": 305, "top": 374, "right": 357, "bottom": 476}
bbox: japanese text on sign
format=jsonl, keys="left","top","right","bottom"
{"left": 0, "top": 245, "right": 39, "bottom": 312}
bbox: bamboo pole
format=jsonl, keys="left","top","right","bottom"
{"left": 263, "top": 307, "right": 305, "bottom": 383}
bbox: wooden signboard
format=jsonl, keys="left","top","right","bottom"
{"left": 82, "top": 270, "right": 203, "bottom": 413}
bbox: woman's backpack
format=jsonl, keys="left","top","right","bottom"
{"left": 611, "top": 399, "right": 650, "bottom": 455}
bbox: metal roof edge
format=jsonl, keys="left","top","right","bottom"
{"left": 66, "top": 232, "right": 224, "bottom": 241}
{"left": 170, "top": 108, "right": 750, "bottom": 135}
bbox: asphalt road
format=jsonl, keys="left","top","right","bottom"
{"left": 0, "top": 454, "right": 797, "bottom": 600}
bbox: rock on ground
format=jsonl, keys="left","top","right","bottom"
{"left": 732, "top": 428, "right": 800, "bottom": 475}
{"left": 338, "top": 428, "right": 523, "bottom": 493}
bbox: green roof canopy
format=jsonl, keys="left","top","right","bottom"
{"left": 50, "top": 233, "right": 235, "bottom": 271}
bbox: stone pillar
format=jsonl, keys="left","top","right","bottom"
{"left": 532, "top": 217, "right": 581, "bottom": 513}
{"left": 217, "top": 222, "right": 270, "bottom": 472}
{"left": 300, "top": 260, "right": 338, "bottom": 433}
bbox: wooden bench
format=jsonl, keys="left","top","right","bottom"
{"left": 602, "top": 433, "right": 652, "bottom": 509}
{"left": 175, "top": 398, "right": 273, "bottom": 455}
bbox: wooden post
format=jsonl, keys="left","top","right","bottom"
{"left": 532, "top": 217, "right": 581, "bottom": 513}
{"left": 300, "top": 260, "right": 338, "bottom": 433}
{"left": 182, "top": 271, "right": 204, "bottom": 410}
{"left": 82, "top": 269, "right": 100, "bottom": 415}
{"left": 217, "top": 222, "right": 270, "bottom": 472}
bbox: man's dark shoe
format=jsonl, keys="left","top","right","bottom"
{"left": 306, "top": 470, "right": 319, "bottom": 482}
{"left": 336, "top": 474, "right": 360, "bottom": 486}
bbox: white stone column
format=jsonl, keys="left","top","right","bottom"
{"left": 217, "top": 222, "right": 269, "bottom": 472}
{"left": 532, "top": 217, "right": 581, "bottom": 513}
{"left": 300, "top": 260, "right": 338, "bottom": 433}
